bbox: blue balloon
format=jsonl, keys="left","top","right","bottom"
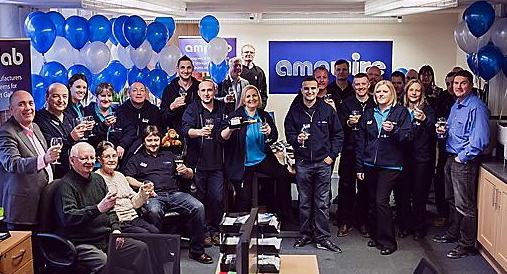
{"left": 25, "top": 13, "right": 56, "bottom": 54}
{"left": 109, "top": 18, "right": 118, "bottom": 45}
{"left": 146, "top": 22, "right": 169, "bottom": 53}
{"left": 91, "top": 69, "right": 112, "bottom": 94}
{"left": 466, "top": 53, "right": 478, "bottom": 75}
{"left": 123, "top": 15, "right": 147, "bottom": 49}
{"left": 68, "top": 65, "right": 93, "bottom": 86}
{"left": 107, "top": 61, "right": 128, "bottom": 93}
{"left": 464, "top": 1, "right": 495, "bottom": 37}
{"left": 154, "top": 17, "right": 175, "bottom": 40}
{"left": 199, "top": 15, "right": 219, "bottom": 43}
{"left": 41, "top": 61, "right": 68, "bottom": 85}
{"left": 113, "top": 16, "right": 130, "bottom": 47}
{"left": 89, "top": 15, "right": 112, "bottom": 43}
{"left": 128, "top": 67, "right": 150, "bottom": 86}
{"left": 503, "top": 56, "right": 507, "bottom": 78}
{"left": 208, "top": 60, "right": 228, "bottom": 84}
{"left": 146, "top": 69, "right": 168, "bottom": 99}
{"left": 47, "top": 11, "right": 65, "bottom": 37}
{"left": 64, "top": 16, "right": 90, "bottom": 50}
{"left": 168, "top": 73, "right": 176, "bottom": 83}
{"left": 31, "top": 74, "right": 47, "bottom": 110}
{"left": 395, "top": 68, "right": 407, "bottom": 74}
{"left": 477, "top": 45, "right": 503, "bottom": 81}
{"left": 24, "top": 11, "right": 44, "bottom": 35}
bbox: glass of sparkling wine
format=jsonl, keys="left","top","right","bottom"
{"left": 436, "top": 117, "right": 447, "bottom": 139}
{"left": 50, "top": 137, "right": 63, "bottom": 164}
{"left": 351, "top": 110, "right": 361, "bottom": 131}
{"left": 300, "top": 123, "right": 311, "bottom": 148}
{"left": 204, "top": 118, "right": 214, "bottom": 139}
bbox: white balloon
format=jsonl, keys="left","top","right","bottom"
{"left": 130, "top": 40, "right": 152, "bottom": 69}
{"left": 207, "top": 37, "right": 228, "bottom": 64}
{"left": 491, "top": 18, "right": 507, "bottom": 55}
{"left": 30, "top": 45, "right": 45, "bottom": 75}
{"left": 454, "top": 20, "right": 491, "bottom": 54}
{"left": 83, "top": 41, "right": 111, "bottom": 74}
{"left": 74, "top": 42, "right": 89, "bottom": 66}
{"left": 148, "top": 51, "right": 159, "bottom": 69}
{"left": 110, "top": 44, "right": 119, "bottom": 60}
{"left": 117, "top": 45, "right": 134, "bottom": 69}
{"left": 44, "top": 37, "right": 74, "bottom": 69}
{"left": 159, "top": 45, "right": 181, "bottom": 76}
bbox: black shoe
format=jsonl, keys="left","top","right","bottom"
{"left": 446, "top": 245, "right": 478, "bottom": 259}
{"left": 358, "top": 225, "right": 371, "bottom": 238}
{"left": 337, "top": 224, "right": 353, "bottom": 237}
{"left": 294, "top": 235, "right": 313, "bottom": 247}
{"left": 413, "top": 232, "right": 424, "bottom": 241}
{"left": 316, "top": 239, "right": 342, "bottom": 253}
{"left": 432, "top": 234, "right": 457, "bottom": 244}
{"left": 367, "top": 240, "right": 378, "bottom": 247}
{"left": 397, "top": 229, "right": 409, "bottom": 238}
{"left": 380, "top": 247, "right": 397, "bottom": 255}
{"left": 189, "top": 252, "right": 214, "bottom": 264}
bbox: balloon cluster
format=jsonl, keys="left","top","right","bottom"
{"left": 454, "top": 1, "right": 507, "bottom": 81}
{"left": 26, "top": 11, "right": 182, "bottom": 108}
{"left": 199, "top": 15, "right": 229, "bottom": 84}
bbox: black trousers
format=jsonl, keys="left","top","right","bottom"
{"left": 336, "top": 152, "right": 368, "bottom": 226}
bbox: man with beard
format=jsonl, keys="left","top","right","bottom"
{"left": 123, "top": 126, "right": 212, "bottom": 264}
{"left": 217, "top": 57, "right": 250, "bottom": 112}
{"left": 182, "top": 79, "right": 228, "bottom": 246}
{"left": 111, "top": 82, "right": 165, "bottom": 166}
{"left": 161, "top": 55, "right": 200, "bottom": 137}
{"left": 240, "top": 44, "right": 268, "bottom": 109}
{"left": 0, "top": 90, "right": 60, "bottom": 230}
{"left": 327, "top": 59, "right": 354, "bottom": 108}
{"left": 34, "top": 83, "right": 87, "bottom": 178}
{"left": 367, "top": 66, "right": 383, "bottom": 94}
{"left": 391, "top": 71, "right": 406, "bottom": 101}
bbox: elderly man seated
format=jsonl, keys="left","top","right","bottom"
{"left": 54, "top": 142, "right": 154, "bottom": 274}
{"left": 122, "top": 125, "right": 213, "bottom": 264}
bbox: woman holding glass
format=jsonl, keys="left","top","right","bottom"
{"left": 355, "top": 80, "right": 412, "bottom": 255}
{"left": 65, "top": 73, "right": 89, "bottom": 121}
{"left": 219, "top": 85, "right": 293, "bottom": 222}
{"left": 96, "top": 141, "right": 159, "bottom": 233}
{"left": 397, "top": 79, "right": 436, "bottom": 240}
{"left": 84, "top": 82, "right": 118, "bottom": 147}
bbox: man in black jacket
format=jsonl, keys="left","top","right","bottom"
{"left": 240, "top": 44, "right": 268, "bottom": 109}
{"left": 284, "top": 77, "right": 344, "bottom": 252}
{"left": 182, "top": 79, "right": 228, "bottom": 246}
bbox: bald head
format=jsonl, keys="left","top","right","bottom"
{"left": 46, "top": 83, "right": 69, "bottom": 116}
{"left": 9, "top": 90, "right": 35, "bottom": 127}
{"left": 69, "top": 142, "right": 96, "bottom": 178}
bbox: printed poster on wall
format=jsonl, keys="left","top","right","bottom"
{"left": 179, "top": 37, "right": 236, "bottom": 80}
{"left": 269, "top": 41, "right": 393, "bottom": 94}
{"left": 0, "top": 39, "right": 31, "bottom": 111}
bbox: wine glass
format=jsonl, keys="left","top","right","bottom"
{"left": 436, "top": 117, "right": 447, "bottom": 139}
{"left": 300, "top": 123, "right": 311, "bottom": 148}
{"left": 261, "top": 117, "right": 271, "bottom": 144}
{"left": 174, "top": 155, "right": 184, "bottom": 175}
{"left": 179, "top": 87, "right": 187, "bottom": 98}
{"left": 74, "top": 117, "right": 88, "bottom": 140}
{"left": 50, "top": 137, "right": 63, "bottom": 164}
{"left": 413, "top": 106, "right": 422, "bottom": 126}
{"left": 351, "top": 110, "right": 361, "bottom": 131}
{"left": 227, "top": 87, "right": 236, "bottom": 103}
{"left": 204, "top": 118, "right": 214, "bottom": 139}
{"left": 108, "top": 112, "right": 122, "bottom": 133}
{"left": 84, "top": 116, "right": 96, "bottom": 137}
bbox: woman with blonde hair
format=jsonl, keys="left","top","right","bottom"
{"left": 355, "top": 80, "right": 412, "bottom": 255}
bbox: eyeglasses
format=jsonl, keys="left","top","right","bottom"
{"left": 243, "top": 51, "right": 255, "bottom": 54}
{"left": 101, "top": 154, "right": 118, "bottom": 159}
{"left": 73, "top": 156, "right": 96, "bottom": 162}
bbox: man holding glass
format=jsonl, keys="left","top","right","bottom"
{"left": 217, "top": 57, "right": 250, "bottom": 112}
{"left": 432, "top": 69, "right": 490, "bottom": 259}
{"left": 284, "top": 77, "right": 344, "bottom": 252}
{"left": 182, "top": 79, "right": 228, "bottom": 246}
{"left": 0, "top": 90, "right": 60, "bottom": 230}
{"left": 122, "top": 126, "right": 213, "bottom": 264}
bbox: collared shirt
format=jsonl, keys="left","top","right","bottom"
{"left": 20, "top": 123, "right": 53, "bottom": 182}
{"left": 446, "top": 93, "right": 490, "bottom": 163}
{"left": 373, "top": 106, "right": 391, "bottom": 133}
{"left": 244, "top": 110, "right": 265, "bottom": 166}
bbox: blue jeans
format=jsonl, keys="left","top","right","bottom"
{"left": 295, "top": 159, "right": 332, "bottom": 242}
{"left": 194, "top": 170, "right": 224, "bottom": 235}
{"left": 143, "top": 191, "right": 206, "bottom": 254}
{"left": 444, "top": 155, "right": 479, "bottom": 248}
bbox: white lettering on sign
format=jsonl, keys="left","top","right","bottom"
{"left": 0, "top": 48, "right": 24, "bottom": 66}
{"left": 275, "top": 52, "right": 387, "bottom": 77}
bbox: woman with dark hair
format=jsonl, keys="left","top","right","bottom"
{"left": 84, "top": 82, "right": 118, "bottom": 147}
{"left": 65, "top": 73, "right": 89, "bottom": 121}
{"left": 356, "top": 80, "right": 412, "bottom": 255}
{"left": 418, "top": 65, "right": 443, "bottom": 108}
{"left": 95, "top": 141, "right": 159, "bottom": 233}
{"left": 397, "top": 79, "right": 436, "bottom": 241}
{"left": 219, "top": 85, "right": 293, "bottom": 223}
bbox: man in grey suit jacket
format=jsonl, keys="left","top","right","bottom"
{"left": 0, "top": 90, "right": 60, "bottom": 230}
{"left": 217, "top": 57, "right": 250, "bottom": 112}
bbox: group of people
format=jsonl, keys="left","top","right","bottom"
{"left": 0, "top": 42, "right": 491, "bottom": 273}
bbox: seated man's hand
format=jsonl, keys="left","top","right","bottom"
{"left": 97, "top": 191, "right": 116, "bottom": 213}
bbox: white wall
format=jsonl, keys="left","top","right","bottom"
{"left": 220, "top": 12, "right": 461, "bottom": 137}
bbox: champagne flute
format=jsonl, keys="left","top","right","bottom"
{"left": 436, "top": 117, "right": 447, "bottom": 139}
{"left": 74, "top": 117, "right": 88, "bottom": 140}
{"left": 108, "top": 112, "right": 122, "bottom": 132}
{"left": 227, "top": 87, "right": 236, "bottom": 103}
{"left": 204, "top": 118, "right": 214, "bottom": 139}
{"left": 50, "top": 137, "right": 63, "bottom": 164}
{"left": 413, "top": 106, "right": 422, "bottom": 126}
{"left": 300, "top": 123, "right": 311, "bottom": 148}
{"left": 351, "top": 110, "right": 361, "bottom": 131}
{"left": 179, "top": 87, "right": 187, "bottom": 98}
{"left": 174, "top": 155, "right": 184, "bottom": 175}
{"left": 84, "top": 116, "right": 96, "bottom": 137}
{"left": 261, "top": 117, "right": 271, "bottom": 144}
